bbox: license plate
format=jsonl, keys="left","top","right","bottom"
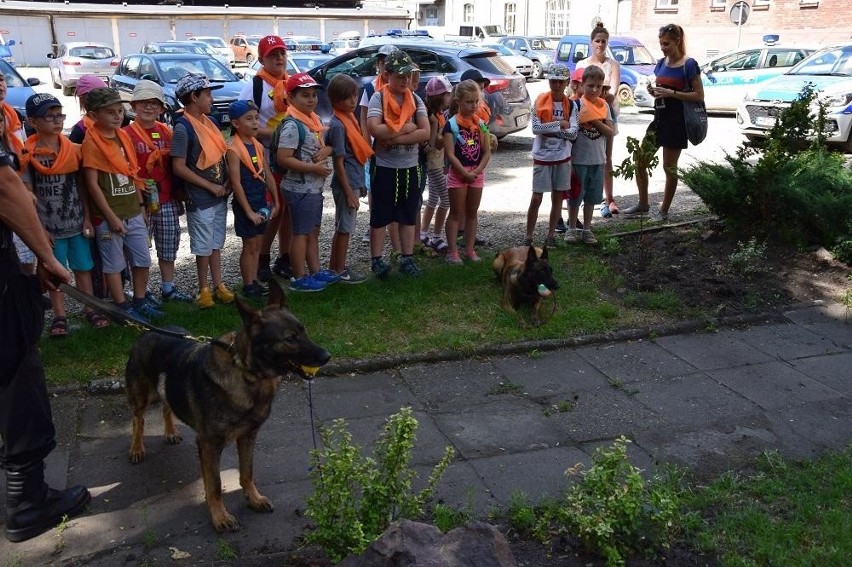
{"left": 516, "top": 113, "right": 529, "bottom": 127}
{"left": 755, "top": 116, "right": 776, "bottom": 127}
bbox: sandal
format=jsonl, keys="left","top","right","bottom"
{"left": 85, "top": 310, "right": 109, "bottom": 329}
{"left": 49, "top": 316, "right": 68, "bottom": 338}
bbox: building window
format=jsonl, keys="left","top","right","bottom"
{"left": 710, "top": 0, "right": 725, "bottom": 6}
{"left": 799, "top": 0, "right": 818, "bottom": 6}
{"left": 546, "top": 0, "right": 570, "bottom": 37}
{"left": 754, "top": 0, "right": 770, "bottom": 10}
{"left": 463, "top": 3, "right": 474, "bottom": 23}
{"left": 425, "top": 7, "right": 438, "bottom": 26}
{"left": 656, "top": 0, "right": 679, "bottom": 8}
{"left": 505, "top": 3, "right": 517, "bottom": 35}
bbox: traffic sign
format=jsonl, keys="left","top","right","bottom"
{"left": 730, "top": 1, "right": 750, "bottom": 25}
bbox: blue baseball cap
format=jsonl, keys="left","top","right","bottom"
{"left": 228, "top": 100, "right": 259, "bottom": 120}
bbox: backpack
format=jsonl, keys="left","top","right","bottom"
{"left": 269, "top": 116, "right": 307, "bottom": 178}
{"left": 252, "top": 75, "right": 265, "bottom": 109}
{"left": 171, "top": 116, "right": 197, "bottom": 202}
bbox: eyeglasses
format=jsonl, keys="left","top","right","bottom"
{"left": 135, "top": 100, "right": 163, "bottom": 108}
{"left": 40, "top": 114, "right": 67, "bottom": 123}
{"left": 659, "top": 24, "right": 679, "bottom": 36}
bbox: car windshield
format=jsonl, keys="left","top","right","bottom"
{"left": 0, "top": 60, "right": 26, "bottom": 88}
{"left": 610, "top": 44, "right": 655, "bottom": 65}
{"left": 530, "top": 38, "right": 557, "bottom": 50}
{"left": 247, "top": 38, "right": 260, "bottom": 46}
{"left": 69, "top": 46, "right": 115, "bottom": 59}
{"left": 292, "top": 56, "right": 331, "bottom": 71}
{"left": 788, "top": 45, "right": 852, "bottom": 76}
{"left": 465, "top": 52, "right": 515, "bottom": 76}
{"left": 155, "top": 57, "right": 238, "bottom": 84}
{"left": 158, "top": 44, "right": 204, "bottom": 55}
{"left": 485, "top": 44, "right": 513, "bottom": 56}
{"left": 200, "top": 37, "right": 227, "bottom": 48}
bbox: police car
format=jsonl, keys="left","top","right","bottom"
{"left": 737, "top": 43, "right": 852, "bottom": 151}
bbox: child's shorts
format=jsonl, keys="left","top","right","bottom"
{"left": 233, "top": 204, "right": 268, "bottom": 238}
{"left": 447, "top": 165, "right": 484, "bottom": 189}
{"left": 148, "top": 200, "right": 182, "bottom": 262}
{"left": 53, "top": 233, "right": 94, "bottom": 272}
{"left": 284, "top": 190, "right": 323, "bottom": 235}
{"left": 532, "top": 161, "right": 570, "bottom": 193}
{"left": 569, "top": 164, "right": 605, "bottom": 207}
{"left": 186, "top": 200, "right": 227, "bottom": 256}
{"left": 369, "top": 165, "right": 421, "bottom": 227}
{"left": 95, "top": 214, "right": 152, "bottom": 274}
{"left": 331, "top": 185, "right": 360, "bottom": 234}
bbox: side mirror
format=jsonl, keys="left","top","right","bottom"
{"left": 47, "top": 53, "right": 57, "bottom": 59}
{"left": 27, "top": 77, "right": 41, "bottom": 86}
{"left": 233, "top": 71, "right": 244, "bottom": 80}
{"left": 140, "top": 73, "right": 160, "bottom": 84}
{"left": 7, "top": 40, "right": 15, "bottom": 46}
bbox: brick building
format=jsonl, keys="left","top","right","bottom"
{"left": 629, "top": 0, "right": 852, "bottom": 61}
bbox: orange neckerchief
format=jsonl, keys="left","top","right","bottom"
{"left": 1, "top": 102, "right": 25, "bottom": 156}
{"left": 379, "top": 85, "right": 416, "bottom": 133}
{"left": 81, "top": 127, "right": 141, "bottom": 184}
{"left": 579, "top": 95, "right": 608, "bottom": 124}
{"left": 373, "top": 74, "right": 388, "bottom": 93}
{"left": 435, "top": 112, "right": 446, "bottom": 132}
{"left": 256, "top": 68, "right": 289, "bottom": 115}
{"left": 475, "top": 100, "right": 491, "bottom": 125}
{"left": 286, "top": 106, "right": 325, "bottom": 139}
{"left": 227, "top": 135, "right": 265, "bottom": 180}
{"left": 127, "top": 121, "right": 172, "bottom": 177}
{"left": 535, "top": 92, "right": 571, "bottom": 123}
{"left": 452, "top": 113, "right": 481, "bottom": 138}
{"left": 333, "top": 109, "right": 374, "bottom": 165}
{"left": 182, "top": 112, "right": 227, "bottom": 170}
{"left": 21, "top": 134, "right": 81, "bottom": 175}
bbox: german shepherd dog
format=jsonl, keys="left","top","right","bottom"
{"left": 124, "top": 279, "right": 330, "bottom": 532}
{"left": 492, "top": 245, "right": 560, "bottom": 326}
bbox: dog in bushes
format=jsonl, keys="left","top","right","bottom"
{"left": 493, "top": 245, "right": 559, "bottom": 326}
{"left": 124, "top": 279, "right": 330, "bottom": 532}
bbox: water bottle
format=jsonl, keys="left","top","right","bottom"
{"left": 600, "top": 201, "right": 612, "bottom": 219}
{"left": 256, "top": 207, "right": 270, "bottom": 222}
{"left": 144, "top": 179, "right": 159, "bottom": 214}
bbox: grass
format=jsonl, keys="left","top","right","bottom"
{"left": 39, "top": 245, "right": 647, "bottom": 386}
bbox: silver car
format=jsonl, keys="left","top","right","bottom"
{"left": 48, "top": 42, "right": 118, "bottom": 96}
{"left": 190, "top": 36, "right": 236, "bottom": 67}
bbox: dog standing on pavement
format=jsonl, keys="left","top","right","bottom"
{"left": 493, "top": 245, "right": 560, "bottom": 326}
{"left": 124, "top": 279, "right": 330, "bottom": 532}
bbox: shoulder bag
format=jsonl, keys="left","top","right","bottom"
{"left": 681, "top": 59, "right": 708, "bottom": 145}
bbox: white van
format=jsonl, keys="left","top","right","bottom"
{"left": 331, "top": 30, "right": 360, "bottom": 55}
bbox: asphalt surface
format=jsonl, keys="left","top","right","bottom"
{"left": 0, "top": 301, "right": 849, "bottom": 565}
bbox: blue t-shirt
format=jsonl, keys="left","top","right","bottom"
{"left": 442, "top": 118, "right": 484, "bottom": 168}
{"left": 234, "top": 142, "right": 268, "bottom": 211}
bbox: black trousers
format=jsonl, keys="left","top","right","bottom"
{"left": 0, "top": 250, "right": 56, "bottom": 472}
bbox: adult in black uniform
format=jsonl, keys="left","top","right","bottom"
{"left": 0, "top": 142, "right": 90, "bottom": 542}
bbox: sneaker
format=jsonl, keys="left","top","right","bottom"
{"left": 197, "top": 287, "right": 215, "bottom": 309}
{"left": 361, "top": 228, "right": 371, "bottom": 243}
{"left": 272, "top": 257, "right": 293, "bottom": 279}
{"left": 622, "top": 204, "right": 650, "bottom": 216}
{"left": 215, "top": 283, "right": 235, "bottom": 304}
{"left": 124, "top": 305, "right": 150, "bottom": 324}
{"left": 162, "top": 286, "right": 194, "bottom": 303}
{"left": 420, "top": 233, "right": 431, "bottom": 246}
{"left": 564, "top": 229, "right": 581, "bottom": 243}
{"left": 465, "top": 250, "right": 482, "bottom": 262}
{"left": 430, "top": 237, "right": 448, "bottom": 253}
{"left": 257, "top": 262, "right": 273, "bottom": 283}
{"left": 582, "top": 230, "right": 598, "bottom": 245}
{"left": 522, "top": 237, "right": 533, "bottom": 247}
{"left": 474, "top": 236, "right": 486, "bottom": 246}
{"left": 242, "top": 282, "right": 268, "bottom": 299}
{"left": 289, "top": 275, "right": 327, "bottom": 292}
{"left": 544, "top": 236, "right": 557, "bottom": 248}
{"left": 651, "top": 210, "right": 669, "bottom": 222}
{"left": 371, "top": 257, "right": 392, "bottom": 279}
{"left": 446, "top": 250, "right": 463, "bottom": 265}
{"left": 135, "top": 300, "right": 165, "bottom": 320}
{"left": 555, "top": 217, "right": 567, "bottom": 234}
{"left": 313, "top": 269, "right": 341, "bottom": 285}
{"left": 600, "top": 202, "right": 612, "bottom": 219}
{"left": 335, "top": 268, "right": 367, "bottom": 284}
{"left": 144, "top": 291, "right": 163, "bottom": 309}
{"left": 399, "top": 257, "right": 422, "bottom": 277}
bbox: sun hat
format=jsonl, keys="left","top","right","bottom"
{"left": 131, "top": 80, "right": 166, "bottom": 104}
{"left": 425, "top": 76, "right": 452, "bottom": 96}
{"left": 385, "top": 50, "right": 418, "bottom": 74}
{"left": 570, "top": 67, "right": 584, "bottom": 82}
{"left": 285, "top": 72, "right": 322, "bottom": 94}
{"left": 85, "top": 88, "right": 123, "bottom": 110}
{"left": 75, "top": 75, "right": 108, "bottom": 97}
{"left": 25, "top": 93, "right": 62, "bottom": 118}
{"left": 378, "top": 44, "right": 399, "bottom": 58}
{"left": 459, "top": 69, "right": 490, "bottom": 87}
{"left": 545, "top": 63, "right": 570, "bottom": 81}
{"left": 175, "top": 73, "right": 224, "bottom": 99}
{"left": 258, "top": 35, "right": 287, "bottom": 59}
{"left": 228, "top": 99, "right": 259, "bottom": 120}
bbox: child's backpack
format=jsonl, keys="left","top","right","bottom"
{"left": 171, "top": 115, "right": 196, "bottom": 202}
{"left": 269, "top": 116, "right": 307, "bottom": 179}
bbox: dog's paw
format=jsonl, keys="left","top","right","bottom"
{"left": 212, "top": 510, "right": 240, "bottom": 533}
{"left": 247, "top": 494, "right": 274, "bottom": 513}
{"left": 164, "top": 433, "right": 183, "bottom": 445}
{"left": 128, "top": 447, "right": 146, "bottom": 464}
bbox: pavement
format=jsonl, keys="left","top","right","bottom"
{"left": 0, "top": 301, "right": 849, "bottom": 565}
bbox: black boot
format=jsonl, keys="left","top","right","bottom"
{"left": 5, "top": 461, "right": 90, "bottom": 543}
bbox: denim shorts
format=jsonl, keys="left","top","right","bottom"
{"left": 53, "top": 233, "right": 94, "bottom": 272}
{"left": 283, "top": 190, "right": 323, "bottom": 235}
{"left": 95, "top": 214, "right": 152, "bottom": 274}
{"left": 569, "top": 163, "right": 605, "bottom": 207}
{"left": 186, "top": 200, "right": 227, "bottom": 256}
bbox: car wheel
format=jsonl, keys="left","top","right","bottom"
{"left": 616, "top": 84, "right": 634, "bottom": 105}
{"left": 51, "top": 70, "right": 60, "bottom": 90}
{"left": 246, "top": 53, "right": 254, "bottom": 66}
{"left": 744, "top": 134, "right": 761, "bottom": 143}
{"left": 532, "top": 60, "right": 543, "bottom": 79}
{"left": 840, "top": 130, "right": 852, "bottom": 154}
{"left": 62, "top": 84, "right": 76, "bottom": 96}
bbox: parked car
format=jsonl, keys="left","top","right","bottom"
{"left": 635, "top": 44, "right": 814, "bottom": 112}
{"left": 190, "top": 35, "right": 235, "bottom": 67}
{"left": 307, "top": 41, "right": 531, "bottom": 138}
{"left": 229, "top": 35, "right": 262, "bottom": 66}
{"left": 142, "top": 41, "right": 207, "bottom": 56}
{"left": 187, "top": 41, "right": 232, "bottom": 68}
{"left": 737, "top": 43, "right": 852, "bottom": 151}
{"left": 555, "top": 35, "right": 656, "bottom": 104}
{"left": 497, "top": 36, "right": 557, "bottom": 79}
{"left": 284, "top": 36, "right": 332, "bottom": 54}
{"left": 330, "top": 32, "right": 361, "bottom": 55}
{"left": 109, "top": 53, "right": 244, "bottom": 127}
{"left": 0, "top": 59, "right": 40, "bottom": 117}
{"left": 244, "top": 56, "right": 300, "bottom": 79}
{"left": 47, "top": 41, "right": 118, "bottom": 96}
{"left": 0, "top": 34, "right": 14, "bottom": 65}
{"left": 482, "top": 43, "right": 533, "bottom": 79}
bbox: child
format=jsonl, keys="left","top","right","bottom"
{"left": 526, "top": 63, "right": 578, "bottom": 247}
{"left": 419, "top": 75, "right": 452, "bottom": 253}
{"left": 69, "top": 75, "right": 109, "bottom": 143}
{"left": 226, "top": 100, "right": 280, "bottom": 298}
{"left": 566, "top": 65, "right": 613, "bottom": 245}
{"left": 325, "top": 74, "right": 372, "bottom": 283}
{"left": 21, "top": 93, "right": 106, "bottom": 336}
{"left": 80, "top": 87, "right": 162, "bottom": 322}
{"left": 365, "top": 51, "right": 430, "bottom": 278}
{"left": 123, "top": 80, "right": 193, "bottom": 303}
{"left": 443, "top": 79, "right": 491, "bottom": 264}
{"left": 276, "top": 73, "right": 337, "bottom": 292}
{"left": 569, "top": 67, "right": 584, "bottom": 99}
{"left": 170, "top": 73, "right": 235, "bottom": 308}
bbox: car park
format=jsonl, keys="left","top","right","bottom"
{"left": 283, "top": 36, "right": 332, "bottom": 54}
{"left": 497, "top": 36, "right": 556, "bottom": 79}
{"left": 330, "top": 31, "right": 361, "bottom": 55}
{"left": 482, "top": 43, "right": 533, "bottom": 79}
{"left": 0, "top": 59, "right": 40, "bottom": 117}
{"left": 737, "top": 43, "right": 852, "bottom": 151}
{"left": 109, "top": 52, "right": 244, "bottom": 127}
{"left": 187, "top": 41, "right": 232, "bottom": 68}
{"left": 190, "top": 35, "right": 236, "bottom": 67}
{"left": 229, "top": 35, "right": 261, "bottom": 66}
{"left": 47, "top": 41, "right": 118, "bottom": 96}
{"left": 142, "top": 41, "right": 207, "bottom": 56}
{"left": 307, "top": 41, "right": 531, "bottom": 138}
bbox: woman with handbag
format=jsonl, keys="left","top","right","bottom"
{"left": 623, "top": 24, "right": 704, "bottom": 222}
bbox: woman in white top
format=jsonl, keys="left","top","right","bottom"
{"left": 577, "top": 23, "right": 621, "bottom": 215}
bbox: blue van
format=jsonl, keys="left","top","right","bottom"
{"left": 555, "top": 35, "right": 656, "bottom": 104}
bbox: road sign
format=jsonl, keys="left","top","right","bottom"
{"left": 730, "top": 1, "right": 750, "bottom": 48}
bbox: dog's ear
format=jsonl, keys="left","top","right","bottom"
{"left": 540, "top": 245, "right": 549, "bottom": 260}
{"left": 526, "top": 245, "right": 539, "bottom": 264}
{"left": 266, "top": 277, "right": 290, "bottom": 310}
{"left": 235, "top": 296, "right": 260, "bottom": 326}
